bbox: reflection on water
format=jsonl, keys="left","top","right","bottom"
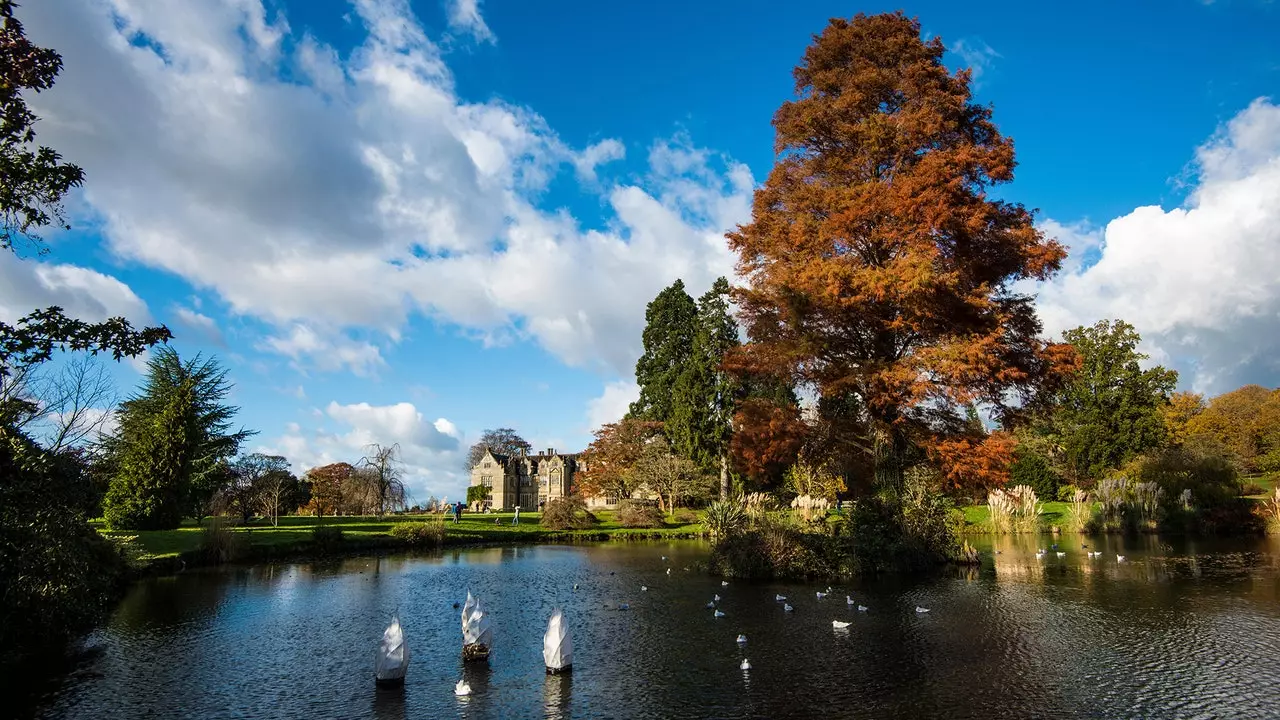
{"left": 25, "top": 536, "right": 1280, "bottom": 719}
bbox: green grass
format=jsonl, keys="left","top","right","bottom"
{"left": 94, "top": 510, "right": 706, "bottom": 561}
{"left": 960, "top": 501, "right": 1074, "bottom": 533}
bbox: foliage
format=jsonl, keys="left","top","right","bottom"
{"left": 616, "top": 499, "right": 666, "bottom": 528}
{"left": 302, "top": 462, "right": 355, "bottom": 516}
{"left": 928, "top": 431, "right": 1017, "bottom": 494}
{"left": 1067, "top": 488, "right": 1091, "bottom": 532}
{"left": 0, "top": 0, "right": 86, "bottom": 253}
{"left": 1009, "top": 444, "right": 1061, "bottom": 500}
{"left": 724, "top": 11, "right": 1075, "bottom": 496}
{"left": 1264, "top": 487, "right": 1280, "bottom": 535}
{"left": 1056, "top": 484, "right": 1081, "bottom": 502}
{"left": 100, "top": 347, "right": 254, "bottom": 523}
{"left": 3, "top": 354, "right": 118, "bottom": 452}
{"left": 986, "top": 485, "right": 1041, "bottom": 533}
{"left": 539, "top": 497, "right": 597, "bottom": 530}
{"left": 1045, "top": 320, "right": 1177, "bottom": 482}
{"left": 742, "top": 491, "right": 777, "bottom": 520}
{"left": 783, "top": 458, "right": 847, "bottom": 501}
{"left": 1128, "top": 447, "right": 1240, "bottom": 512}
{"left": 311, "top": 525, "right": 345, "bottom": 548}
{"left": 101, "top": 379, "right": 199, "bottom": 530}
{"left": 466, "top": 484, "right": 490, "bottom": 506}
{"left": 801, "top": 392, "right": 874, "bottom": 494}
{"left": 709, "top": 513, "right": 840, "bottom": 580}
{"left": 630, "top": 435, "right": 710, "bottom": 511}
{"left": 389, "top": 520, "right": 446, "bottom": 547}
{"left": 0, "top": 425, "right": 128, "bottom": 670}
{"left": 628, "top": 279, "right": 698, "bottom": 423}
{"left": 1162, "top": 391, "right": 1207, "bottom": 449}
{"left": 465, "top": 427, "right": 532, "bottom": 471}
{"left": 729, "top": 396, "right": 805, "bottom": 487}
{"left": 198, "top": 517, "right": 245, "bottom": 564}
{"left": 575, "top": 418, "right": 663, "bottom": 501}
{"left": 667, "top": 277, "right": 742, "bottom": 489}
{"left": 702, "top": 497, "right": 748, "bottom": 539}
{"left": 1181, "top": 385, "right": 1280, "bottom": 474}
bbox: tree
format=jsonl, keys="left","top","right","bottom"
{"left": 576, "top": 418, "right": 663, "bottom": 502}
{"left": 629, "top": 280, "right": 698, "bottom": 423}
{"left": 102, "top": 379, "right": 199, "bottom": 530}
{"left": 219, "top": 453, "right": 293, "bottom": 525}
{"left": 100, "top": 347, "right": 254, "bottom": 522}
{"left": 1045, "top": 320, "right": 1178, "bottom": 482}
{"left": 928, "top": 432, "right": 1017, "bottom": 494}
{"left": 1183, "top": 385, "right": 1280, "bottom": 474}
{"left": 668, "top": 277, "right": 743, "bottom": 498}
{"left": 466, "top": 484, "right": 490, "bottom": 506}
{"left": 631, "top": 435, "right": 709, "bottom": 511}
{"left": 0, "top": 0, "right": 86, "bottom": 253}
{"left": 724, "top": 12, "right": 1075, "bottom": 497}
{"left": 729, "top": 395, "right": 806, "bottom": 489}
{"left": 4, "top": 354, "right": 117, "bottom": 452}
{"left": 465, "top": 427, "right": 532, "bottom": 470}
{"left": 1162, "top": 391, "right": 1206, "bottom": 449}
{"left": 303, "top": 462, "right": 355, "bottom": 517}
{"left": 783, "top": 458, "right": 847, "bottom": 501}
{"left": 359, "top": 442, "right": 407, "bottom": 516}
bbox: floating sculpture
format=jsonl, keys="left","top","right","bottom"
{"left": 374, "top": 613, "right": 411, "bottom": 686}
{"left": 542, "top": 608, "right": 573, "bottom": 675}
{"left": 461, "top": 591, "right": 493, "bottom": 662}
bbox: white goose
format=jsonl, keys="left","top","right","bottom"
{"left": 832, "top": 620, "right": 851, "bottom": 629}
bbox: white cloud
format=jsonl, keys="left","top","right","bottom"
{"left": 172, "top": 305, "right": 225, "bottom": 345}
{"left": 445, "top": 0, "right": 494, "bottom": 44}
{"left": 23, "top": 0, "right": 748, "bottom": 379}
{"left": 950, "top": 37, "right": 1001, "bottom": 85}
{"left": 0, "top": 254, "right": 151, "bottom": 325}
{"left": 1029, "top": 97, "right": 1280, "bottom": 394}
{"left": 585, "top": 379, "right": 640, "bottom": 432}
{"left": 259, "top": 399, "right": 465, "bottom": 502}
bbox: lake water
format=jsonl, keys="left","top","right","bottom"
{"left": 24, "top": 535, "right": 1280, "bottom": 719}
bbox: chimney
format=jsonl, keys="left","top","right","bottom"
{"left": 549, "top": 448, "right": 556, "bottom": 457}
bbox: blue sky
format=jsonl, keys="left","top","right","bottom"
{"left": 4, "top": 0, "right": 1278, "bottom": 503}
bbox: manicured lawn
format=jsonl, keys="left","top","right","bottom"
{"left": 94, "top": 511, "right": 706, "bottom": 560}
{"left": 960, "top": 501, "right": 1074, "bottom": 532}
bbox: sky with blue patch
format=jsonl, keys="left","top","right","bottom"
{"left": 4, "top": 0, "right": 1278, "bottom": 503}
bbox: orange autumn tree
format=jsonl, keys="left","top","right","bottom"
{"left": 726, "top": 12, "right": 1076, "bottom": 496}
{"left": 575, "top": 419, "right": 664, "bottom": 502}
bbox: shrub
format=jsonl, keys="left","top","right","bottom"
{"left": 1240, "top": 482, "right": 1266, "bottom": 496}
{"left": 1057, "top": 484, "right": 1082, "bottom": 502}
{"left": 703, "top": 498, "right": 748, "bottom": 539}
{"left": 540, "top": 497, "right": 597, "bottom": 530}
{"left": 616, "top": 499, "right": 665, "bottom": 528}
{"left": 312, "top": 525, "right": 345, "bottom": 549}
{"left": 709, "top": 513, "right": 841, "bottom": 579}
{"left": 669, "top": 507, "right": 698, "bottom": 524}
{"left": 199, "top": 517, "right": 245, "bottom": 563}
{"left": 390, "top": 521, "right": 446, "bottom": 547}
{"left": 1009, "top": 447, "right": 1060, "bottom": 501}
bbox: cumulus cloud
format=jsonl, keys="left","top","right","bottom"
{"left": 585, "top": 379, "right": 640, "bottom": 432}
{"left": 0, "top": 253, "right": 152, "bottom": 325}
{"left": 1029, "top": 97, "right": 1280, "bottom": 394}
{"left": 22, "top": 0, "right": 748, "bottom": 379}
{"left": 259, "top": 399, "right": 465, "bottom": 501}
{"left": 171, "top": 305, "right": 225, "bottom": 345}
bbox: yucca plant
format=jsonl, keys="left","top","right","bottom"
{"left": 704, "top": 497, "right": 748, "bottom": 539}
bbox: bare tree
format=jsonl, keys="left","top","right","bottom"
{"left": 631, "top": 436, "right": 708, "bottom": 512}
{"left": 3, "top": 354, "right": 118, "bottom": 451}
{"left": 360, "top": 443, "right": 407, "bottom": 516}
{"left": 255, "top": 463, "right": 299, "bottom": 527}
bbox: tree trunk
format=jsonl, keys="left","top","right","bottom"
{"left": 719, "top": 454, "right": 730, "bottom": 500}
{"left": 873, "top": 426, "right": 907, "bottom": 499}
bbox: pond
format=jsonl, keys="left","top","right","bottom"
{"left": 24, "top": 535, "right": 1280, "bottom": 719}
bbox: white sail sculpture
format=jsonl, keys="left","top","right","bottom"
{"left": 374, "top": 613, "right": 411, "bottom": 686}
{"left": 461, "top": 591, "right": 493, "bottom": 662}
{"left": 542, "top": 608, "right": 573, "bottom": 674}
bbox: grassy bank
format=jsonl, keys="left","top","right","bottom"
{"left": 94, "top": 511, "right": 706, "bottom": 570}
{"left": 960, "top": 502, "right": 1074, "bottom": 532}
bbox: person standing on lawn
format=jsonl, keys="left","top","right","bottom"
{"left": 512, "top": 505, "right": 521, "bottom": 526}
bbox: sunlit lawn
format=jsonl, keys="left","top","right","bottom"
{"left": 93, "top": 510, "right": 706, "bottom": 560}
{"left": 960, "top": 501, "right": 1073, "bottom": 531}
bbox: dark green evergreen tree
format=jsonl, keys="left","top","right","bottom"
{"left": 669, "top": 278, "right": 742, "bottom": 495}
{"left": 102, "top": 379, "right": 199, "bottom": 530}
{"left": 100, "top": 347, "right": 254, "bottom": 526}
{"left": 628, "top": 280, "right": 698, "bottom": 423}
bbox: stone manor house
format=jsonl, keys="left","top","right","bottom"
{"left": 469, "top": 447, "right": 599, "bottom": 510}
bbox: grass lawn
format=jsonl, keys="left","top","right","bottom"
{"left": 94, "top": 510, "right": 706, "bottom": 560}
{"left": 960, "top": 501, "right": 1074, "bottom": 532}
